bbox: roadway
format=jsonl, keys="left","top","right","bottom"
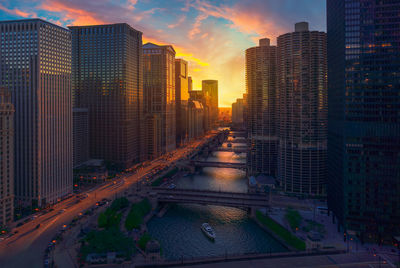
{"left": 0, "top": 132, "right": 219, "bottom": 268}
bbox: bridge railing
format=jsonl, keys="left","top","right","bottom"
{"left": 152, "top": 187, "right": 267, "bottom": 197}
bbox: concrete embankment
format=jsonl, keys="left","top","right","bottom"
{"left": 134, "top": 249, "right": 346, "bottom": 268}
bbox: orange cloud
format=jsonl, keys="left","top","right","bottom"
{"left": 41, "top": 1, "right": 106, "bottom": 26}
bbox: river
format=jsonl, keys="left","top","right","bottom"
{"left": 147, "top": 135, "right": 287, "bottom": 260}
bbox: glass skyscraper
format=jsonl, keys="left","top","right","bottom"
{"left": 175, "top": 59, "right": 189, "bottom": 147}
{"left": 327, "top": 0, "right": 400, "bottom": 242}
{"left": 143, "top": 43, "right": 176, "bottom": 154}
{"left": 0, "top": 19, "right": 72, "bottom": 207}
{"left": 69, "top": 23, "right": 143, "bottom": 170}
{"left": 202, "top": 80, "right": 218, "bottom": 129}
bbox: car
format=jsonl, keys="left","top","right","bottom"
{"left": 35, "top": 224, "right": 41, "bottom": 229}
{"left": 59, "top": 209, "right": 66, "bottom": 214}
{"left": 168, "top": 184, "right": 176, "bottom": 189}
{"left": 16, "top": 222, "right": 24, "bottom": 227}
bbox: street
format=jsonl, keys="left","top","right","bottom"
{"left": 0, "top": 132, "right": 218, "bottom": 268}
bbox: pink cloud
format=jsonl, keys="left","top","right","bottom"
{"left": 168, "top": 15, "right": 186, "bottom": 29}
{"left": 0, "top": 3, "right": 36, "bottom": 18}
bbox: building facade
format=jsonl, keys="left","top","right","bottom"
{"left": 143, "top": 43, "right": 176, "bottom": 154}
{"left": 175, "top": 59, "right": 189, "bottom": 147}
{"left": 232, "top": 98, "right": 244, "bottom": 124}
{"left": 0, "top": 19, "right": 72, "bottom": 207}
{"left": 277, "top": 22, "right": 327, "bottom": 196}
{"left": 246, "top": 38, "right": 278, "bottom": 176}
{"left": 202, "top": 80, "right": 218, "bottom": 129}
{"left": 69, "top": 23, "right": 143, "bottom": 170}
{"left": 189, "top": 90, "right": 210, "bottom": 132}
{"left": 0, "top": 88, "right": 14, "bottom": 225}
{"left": 73, "top": 108, "right": 89, "bottom": 168}
{"left": 187, "top": 100, "right": 204, "bottom": 140}
{"left": 143, "top": 114, "right": 161, "bottom": 160}
{"left": 327, "top": 0, "right": 400, "bottom": 241}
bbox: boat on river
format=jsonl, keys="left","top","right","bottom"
{"left": 201, "top": 223, "right": 216, "bottom": 240}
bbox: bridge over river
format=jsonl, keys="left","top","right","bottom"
{"left": 152, "top": 187, "right": 269, "bottom": 209}
{"left": 191, "top": 160, "right": 246, "bottom": 169}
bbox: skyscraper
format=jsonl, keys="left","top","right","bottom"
{"left": 0, "top": 19, "right": 72, "bottom": 207}
{"left": 175, "top": 59, "right": 189, "bottom": 147}
{"left": 0, "top": 87, "right": 14, "bottom": 225}
{"left": 246, "top": 38, "right": 278, "bottom": 176}
{"left": 327, "top": 0, "right": 400, "bottom": 242}
{"left": 69, "top": 23, "right": 143, "bottom": 170}
{"left": 202, "top": 80, "right": 218, "bottom": 129}
{"left": 232, "top": 98, "right": 244, "bottom": 125}
{"left": 277, "top": 22, "right": 327, "bottom": 195}
{"left": 73, "top": 108, "right": 89, "bottom": 168}
{"left": 143, "top": 43, "right": 176, "bottom": 154}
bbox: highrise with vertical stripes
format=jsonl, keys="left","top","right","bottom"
{"left": 0, "top": 19, "right": 72, "bottom": 207}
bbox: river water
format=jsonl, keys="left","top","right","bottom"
{"left": 147, "top": 136, "right": 287, "bottom": 260}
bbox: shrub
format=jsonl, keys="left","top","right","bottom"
{"left": 138, "top": 233, "right": 151, "bottom": 250}
{"left": 285, "top": 208, "right": 302, "bottom": 231}
{"left": 98, "top": 208, "right": 122, "bottom": 229}
{"left": 80, "top": 228, "right": 134, "bottom": 261}
{"left": 125, "top": 199, "right": 151, "bottom": 231}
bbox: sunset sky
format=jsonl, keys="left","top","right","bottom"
{"left": 0, "top": 0, "right": 326, "bottom": 107}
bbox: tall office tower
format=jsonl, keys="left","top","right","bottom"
{"left": 232, "top": 98, "right": 244, "bottom": 124}
{"left": 143, "top": 114, "right": 161, "bottom": 160}
{"left": 189, "top": 90, "right": 210, "bottom": 131}
{"left": 143, "top": 43, "right": 176, "bottom": 154}
{"left": 0, "top": 19, "right": 72, "bottom": 207}
{"left": 188, "top": 76, "right": 193, "bottom": 91}
{"left": 73, "top": 108, "right": 89, "bottom": 167}
{"left": 188, "top": 100, "right": 204, "bottom": 140}
{"left": 277, "top": 22, "right": 327, "bottom": 195}
{"left": 327, "top": 0, "right": 400, "bottom": 242}
{"left": 69, "top": 24, "right": 143, "bottom": 170}
{"left": 246, "top": 38, "right": 278, "bottom": 176}
{"left": 0, "top": 88, "right": 14, "bottom": 225}
{"left": 175, "top": 59, "right": 189, "bottom": 147}
{"left": 202, "top": 80, "right": 218, "bottom": 128}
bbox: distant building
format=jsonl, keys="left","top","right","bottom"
{"left": 0, "top": 88, "right": 14, "bottom": 225}
{"left": 202, "top": 80, "right": 218, "bottom": 129}
{"left": 246, "top": 38, "right": 278, "bottom": 177}
{"left": 143, "top": 43, "right": 176, "bottom": 154}
{"left": 181, "top": 100, "right": 189, "bottom": 143}
{"left": 73, "top": 108, "right": 89, "bottom": 168}
{"left": 188, "top": 76, "right": 193, "bottom": 91}
{"left": 187, "top": 100, "right": 204, "bottom": 140}
{"left": 232, "top": 98, "right": 244, "bottom": 124}
{"left": 175, "top": 59, "right": 189, "bottom": 147}
{"left": 327, "top": 0, "right": 400, "bottom": 242}
{"left": 69, "top": 23, "right": 143, "bottom": 170}
{"left": 1, "top": 19, "right": 72, "bottom": 207}
{"left": 189, "top": 90, "right": 210, "bottom": 132}
{"left": 277, "top": 23, "right": 327, "bottom": 196}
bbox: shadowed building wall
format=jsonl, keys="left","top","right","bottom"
{"left": 69, "top": 23, "right": 143, "bottom": 170}
{"left": 246, "top": 38, "right": 278, "bottom": 177}
{"left": 0, "top": 19, "right": 72, "bottom": 207}
{"left": 327, "top": 0, "right": 400, "bottom": 242}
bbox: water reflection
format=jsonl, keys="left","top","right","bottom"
{"left": 146, "top": 136, "right": 287, "bottom": 260}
